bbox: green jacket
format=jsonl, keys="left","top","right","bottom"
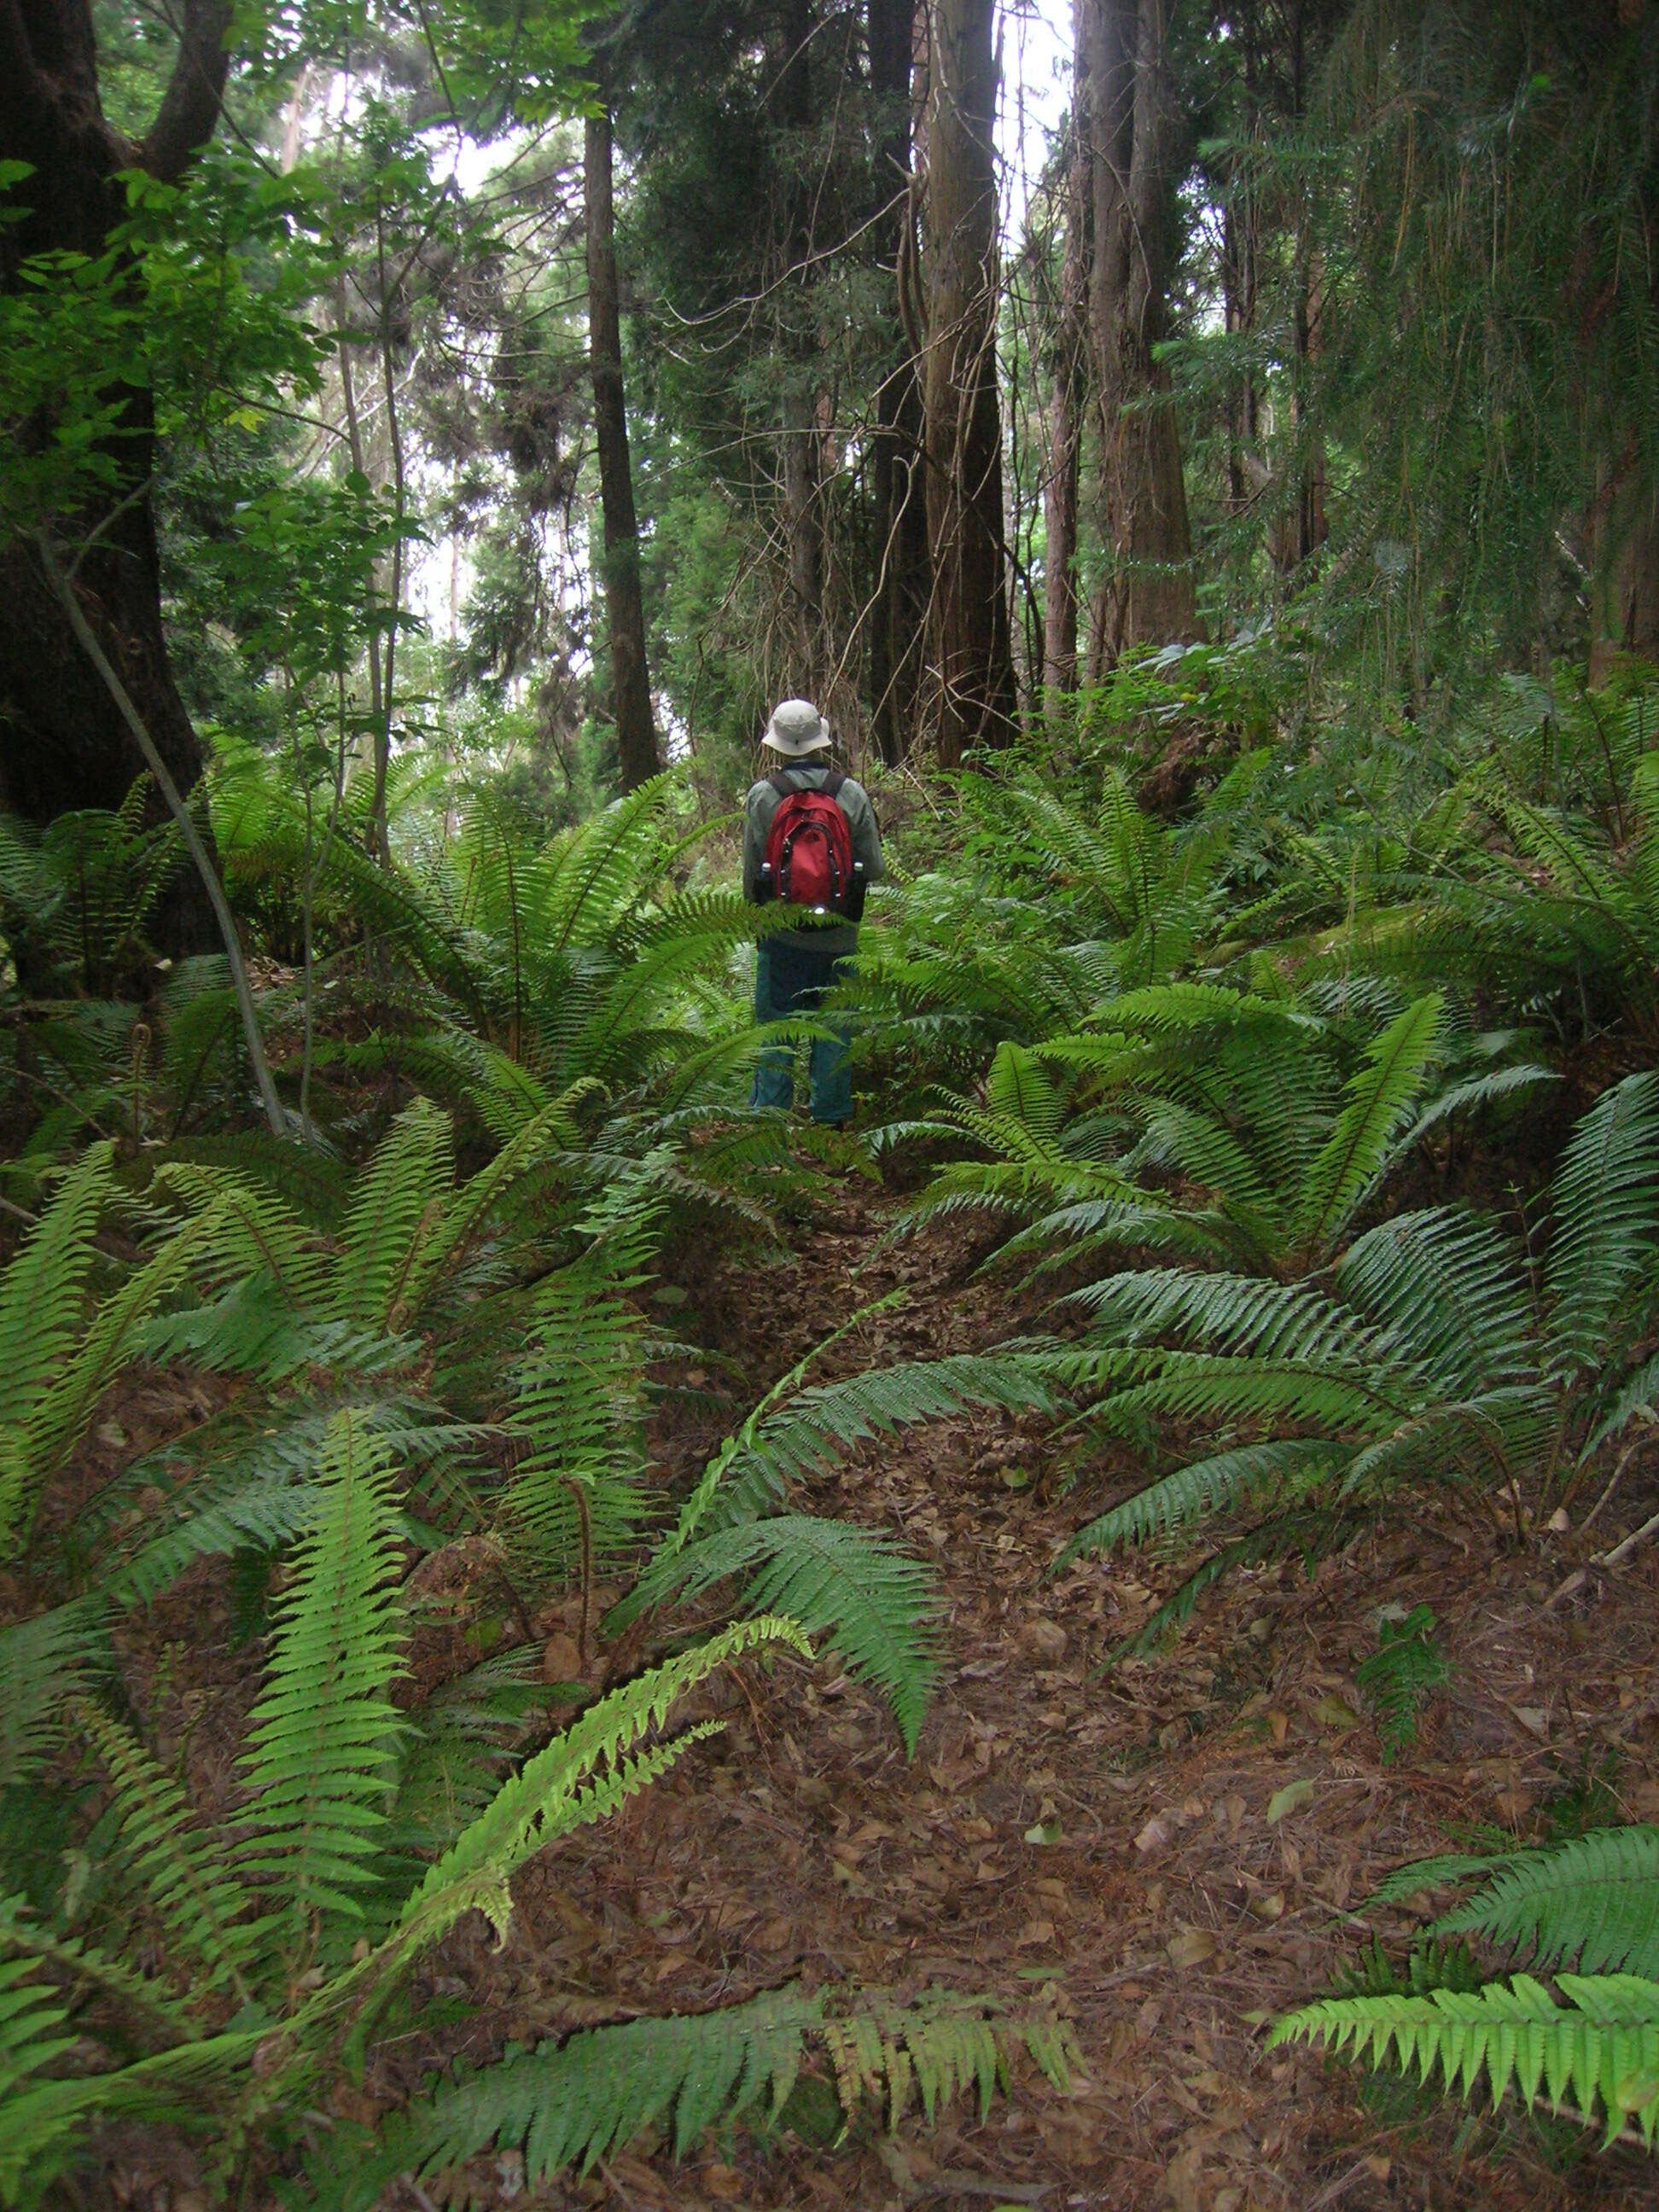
{"left": 742, "top": 761, "right": 885, "bottom": 958}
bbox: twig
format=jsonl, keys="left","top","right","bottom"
{"left": 1599, "top": 1505, "right": 1659, "bottom": 1570}
{"left": 1578, "top": 1417, "right": 1659, "bottom": 1534}
{"left": 33, "top": 529, "right": 287, "bottom": 1139}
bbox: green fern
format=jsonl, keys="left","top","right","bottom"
{"left": 1271, "top": 1971, "right": 1659, "bottom": 2147}
{"left": 319, "top": 1979, "right": 1080, "bottom": 2204}
{"left": 649, "top": 1516, "right": 940, "bottom": 1754}
{"left": 1427, "top": 1829, "right": 1659, "bottom": 1980}
{"left": 1353, "top": 1605, "right": 1452, "bottom": 1763}
{"left": 1293, "top": 993, "right": 1443, "bottom": 1258}
{"left": 1544, "top": 1072, "right": 1659, "bottom": 1380}
{"left": 81, "top": 1706, "right": 253, "bottom": 1997}
{"left": 235, "top": 1410, "right": 407, "bottom": 1941}
{"left": 328, "top": 1098, "right": 453, "bottom": 1333}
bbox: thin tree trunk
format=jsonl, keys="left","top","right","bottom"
{"left": 1084, "top": 0, "right": 1200, "bottom": 662}
{"left": 923, "top": 0, "right": 1016, "bottom": 767}
{"left": 370, "top": 197, "right": 407, "bottom": 861}
{"left": 774, "top": 0, "right": 825, "bottom": 684}
{"left": 867, "top": 0, "right": 930, "bottom": 763}
{"left": 1042, "top": 5, "right": 1089, "bottom": 696}
{"left": 38, "top": 532, "right": 285, "bottom": 1138}
{"left": 585, "top": 107, "right": 661, "bottom": 790}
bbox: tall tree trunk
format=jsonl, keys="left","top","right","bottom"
{"left": 1589, "top": 451, "right": 1659, "bottom": 685}
{"left": 585, "top": 107, "right": 661, "bottom": 792}
{"left": 771, "top": 0, "right": 827, "bottom": 683}
{"left": 1042, "top": 3, "right": 1090, "bottom": 696}
{"left": 867, "top": 0, "right": 929, "bottom": 764}
{"left": 1083, "top": 0, "right": 1200, "bottom": 662}
{"left": 923, "top": 0, "right": 1016, "bottom": 768}
{"left": 0, "top": 0, "right": 232, "bottom": 945}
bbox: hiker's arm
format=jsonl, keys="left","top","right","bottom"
{"left": 741, "top": 785, "right": 771, "bottom": 901}
{"left": 848, "top": 785, "right": 886, "bottom": 884}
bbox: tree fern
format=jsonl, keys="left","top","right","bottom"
{"left": 1271, "top": 1971, "right": 1659, "bottom": 2148}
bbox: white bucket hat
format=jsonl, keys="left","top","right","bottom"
{"left": 762, "top": 698, "right": 831, "bottom": 756}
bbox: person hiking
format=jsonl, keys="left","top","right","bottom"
{"left": 742, "top": 697, "right": 884, "bottom": 1126}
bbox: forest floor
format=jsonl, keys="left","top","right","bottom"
{"left": 402, "top": 1173, "right": 1659, "bottom": 2212}
{"left": 73, "top": 1170, "right": 1659, "bottom": 2212}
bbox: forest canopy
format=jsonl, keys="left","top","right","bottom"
{"left": 5, "top": 3, "right": 1659, "bottom": 2209}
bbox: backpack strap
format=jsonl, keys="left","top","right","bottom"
{"left": 769, "top": 766, "right": 845, "bottom": 799}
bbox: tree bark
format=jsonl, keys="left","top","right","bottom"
{"left": 867, "top": 0, "right": 930, "bottom": 763}
{"left": 0, "top": 0, "right": 232, "bottom": 945}
{"left": 772, "top": 0, "right": 826, "bottom": 684}
{"left": 1589, "top": 449, "right": 1659, "bottom": 686}
{"left": 1041, "top": 3, "right": 1090, "bottom": 696}
{"left": 922, "top": 0, "right": 1016, "bottom": 768}
{"left": 1082, "top": 0, "right": 1200, "bottom": 662}
{"left": 585, "top": 107, "right": 661, "bottom": 792}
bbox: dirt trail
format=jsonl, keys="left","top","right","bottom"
{"left": 428, "top": 1180, "right": 1659, "bottom": 2212}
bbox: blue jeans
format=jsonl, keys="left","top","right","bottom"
{"left": 750, "top": 934, "right": 853, "bottom": 1124}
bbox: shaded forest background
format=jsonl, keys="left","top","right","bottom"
{"left": 9, "top": 0, "right": 1657, "bottom": 856}
{"left": 8, "top": 4, "right": 1659, "bottom": 2210}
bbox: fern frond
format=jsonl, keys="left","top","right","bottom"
{"left": 79, "top": 1706, "right": 253, "bottom": 1997}
{"left": 653, "top": 1516, "right": 939, "bottom": 1753}
{"left": 368, "top": 1980, "right": 1077, "bottom": 2199}
{"left": 378, "top": 1617, "right": 812, "bottom": 1971}
{"left": 0, "top": 1143, "right": 114, "bottom": 1550}
{"left": 236, "top": 1411, "right": 407, "bottom": 1937}
{"left": 1430, "top": 1829, "right": 1659, "bottom": 1980}
{"left": 329, "top": 1099, "right": 453, "bottom": 1332}
{"left": 0, "top": 1888, "right": 192, "bottom": 2046}
{"left": 1062, "top": 1440, "right": 1333, "bottom": 1557}
{"left": 1333, "top": 1208, "right": 1534, "bottom": 1393}
{"left": 1353, "top": 1605, "right": 1451, "bottom": 1762}
{"left": 0, "top": 1600, "right": 107, "bottom": 1785}
{"left": 1545, "top": 1073, "right": 1659, "bottom": 1377}
{"left": 643, "top": 1339, "right": 1060, "bottom": 1580}
{"left": 1294, "top": 993, "right": 1442, "bottom": 1257}
{"left": 1270, "top": 1971, "right": 1659, "bottom": 2147}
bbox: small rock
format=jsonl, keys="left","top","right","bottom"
{"left": 542, "top": 1630, "right": 583, "bottom": 1683}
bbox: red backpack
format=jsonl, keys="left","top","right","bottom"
{"left": 762, "top": 770, "right": 857, "bottom": 913}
